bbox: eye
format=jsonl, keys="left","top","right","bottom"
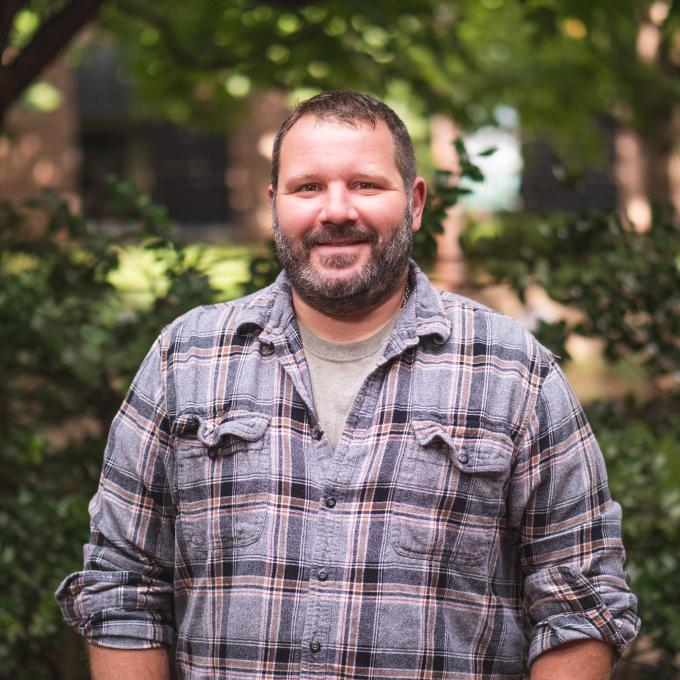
{"left": 297, "top": 183, "right": 320, "bottom": 193}
{"left": 354, "top": 181, "right": 379, "bottom": 191}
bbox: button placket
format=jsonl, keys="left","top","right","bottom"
{"left": 300, "top": 393, "right": 368, "bottom": 673}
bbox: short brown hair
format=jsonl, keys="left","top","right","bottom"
{"left": 270, "top": 90, "right": 416, "bottom": 193}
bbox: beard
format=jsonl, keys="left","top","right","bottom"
{"left": 273, "top": 200, "right": 413, "bottom": 317}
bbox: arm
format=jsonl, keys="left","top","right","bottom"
{"left": 508, "top": 359, "right": 639, "bottom": 668}
{"left": 530, "top": 639, "right": 614, "bottom": 680}
{"left": 56, "top": 337, "right": 176, "bottom": 649}
{"left": 89, "top": 644, "right": 171, "bottom": 680}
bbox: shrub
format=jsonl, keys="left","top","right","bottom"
{"left": 0, "top": 182, "right": 219, "bottom": 679}
{"left": 462, "top": 208, "right": 680, "bottom": 676}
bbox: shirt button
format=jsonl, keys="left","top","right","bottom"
{"left": 312, "top": 428, "right": 323, "bottom": 441}
{"left": 309, "top": 640, "right": 321, "bottom": 653}
{"left": 458, "top": 452, "right": 469, "bottom": 464}
{"left": 259, "top": 343, "right": 275, "bottom": 356}
{"left": 317, "top": 568, "right": 329, "bottom": 581}
{"left": 324, "top": 496, "right": 336, "bottom": 508}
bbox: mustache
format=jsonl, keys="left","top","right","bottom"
{"left": 302, "top": 224, "right": 378, "bottom": 247}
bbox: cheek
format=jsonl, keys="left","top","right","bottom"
{"left": 275, "top": 200, "right": 317, "bottom": 231}
{"left": 359, "top": 200, "right": 407, "bottom": 232}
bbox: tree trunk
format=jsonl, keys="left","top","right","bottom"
{"left": 641, "top": 103, "right": 675, "bottom": 207}
{"left": 0, "top": 0, "right": 106, "bottom": 130}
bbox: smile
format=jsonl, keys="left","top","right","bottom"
{"left": 312, "top": 240, "right": 368, "bottom": 247}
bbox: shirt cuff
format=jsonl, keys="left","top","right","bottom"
{"left": 87, "top": 636, "right": 169, "bottom": 650}
{"left": 525, "top": 565, "right": 640, "bottom": 666}
{"left": 55, "top": 569, "right": 175, "bottom": 647}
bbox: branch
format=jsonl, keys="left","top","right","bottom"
{"left": 0, "top": 0, "right": 28, "bottom": 54}
{"left": 0, "top": 0, "right": 106, "bottom": 125}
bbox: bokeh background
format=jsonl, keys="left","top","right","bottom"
{"left": 1, "top": 1, "right": 679, "bottom": 678}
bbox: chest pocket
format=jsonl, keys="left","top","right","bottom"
{"left": 391, "top": 421, "right": 513, "bottom": 573}
{"left": 175, "top": 413, "right": 271, "bottom": 554}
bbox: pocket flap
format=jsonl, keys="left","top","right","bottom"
{"left": 197, "top": 413, "right": 271, "bottom": 449}
{"left": 412, "top": 420, "right": 513, "bottom": 472}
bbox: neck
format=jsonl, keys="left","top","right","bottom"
{"left": 291, "top": 271, "right": 409, "bottom": 343}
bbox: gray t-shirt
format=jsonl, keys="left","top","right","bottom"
{"left": 299, "top": 320, "right": 395, "bottom": 450}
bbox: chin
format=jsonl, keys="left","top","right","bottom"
{"left": 313, "top": 251, "right": 366, "bottom": 271}
{"left": 313, "top": 263, "right": 366, "bottom": 283}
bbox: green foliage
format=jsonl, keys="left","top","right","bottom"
{"left": 241, "top": 239, "right": 280, "bottom": 296}
{"left": 6, "top": 1, "right": 680, "bottom": 202}
{"left": 462, "top": 209, "right": 680, "bottom": 673}
{"left": 0, "top": 181, "right": 220, "bottom": 679}
{"left": 590, "top": 399, "right": 680, "bottom": 668}
{"left": 462, "top": 209, "right": 680, "bottom": 380}
{"left": 414, "top": 138, "right": 488, "bottom": 267}
{"left": 89, "top": 0, "right": 680, "bottom": 180}
{"left": 98, "top": 0, "right": 486, "bottom": 130}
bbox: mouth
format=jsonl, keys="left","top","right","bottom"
{"left": 312, "top": 239, "right": 368, "bottom": 247}
{"left": 304, "top": 226, "right": 376, "bottom": 250}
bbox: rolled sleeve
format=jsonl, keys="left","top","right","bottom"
{"left": 55, "top": 564, "right": 174, "bottom": 648}
{"left": 509, "top": 359, "right": 640, "bottom": 665}
{"left": 55, "top": 336, "right": 177, "bottom": 648}
{"left": 525, "top": 563, "right": 638, "bottom": 663}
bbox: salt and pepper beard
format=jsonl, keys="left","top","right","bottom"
{"left": 273, "top": 197, "right": 414, "bottom": 317}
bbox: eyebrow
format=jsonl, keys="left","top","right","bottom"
{"left": 281, "top": 173, "right": 321, "bottom": 187}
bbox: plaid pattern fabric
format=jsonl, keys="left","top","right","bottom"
{"left": 56, "top": 262, "right": 639, "bottom": 679}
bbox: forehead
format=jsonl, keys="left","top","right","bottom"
{"left": 277, "top": 115, "right": 400, "bottom": 178}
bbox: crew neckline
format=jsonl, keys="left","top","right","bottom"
{"left": 298, "top": 318, "right": 396, "bottom": 363}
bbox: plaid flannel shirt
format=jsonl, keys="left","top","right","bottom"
{"left": 56, "top": 262, "right": 639, "bottom": 679}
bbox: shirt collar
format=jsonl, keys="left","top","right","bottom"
{"left": 234, "top": 260, "right": 452, "bottom": 347}
{"left": 233, "top": 274, "right": 294, "bottom": 346}
{"left": 408, "top": 260, "right": 452, "bottom": 344}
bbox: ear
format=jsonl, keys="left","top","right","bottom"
{"left": 409, "top": 177, "right": 427, "bottom": 233}
{"left": 267, "top": 184, "right": 275, "bottom": 203}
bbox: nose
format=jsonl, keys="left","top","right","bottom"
{"left": 318, "top": 184, "right": 359, "bottom": 225}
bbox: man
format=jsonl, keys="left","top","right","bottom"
{"left": 57, "top": 91, "right": 639, "bottom": 679}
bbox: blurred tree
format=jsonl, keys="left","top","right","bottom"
{"left": 0, "top": 0, "right": 489, "bottom": 131}
{"left": 134, "top": 0, "right": 680, "bottom": 206}
{"left": 0, "top": 0, "right": 106, "bottom": 126}
{"left": 5, "top": 1, "right": 679, "bottom": 207}
{"left": 481, "top": 0, "right": 680, "bottom": 206}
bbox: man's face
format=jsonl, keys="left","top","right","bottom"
{"left": 270, "top": 116, "right": 424, "bottom": 317}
